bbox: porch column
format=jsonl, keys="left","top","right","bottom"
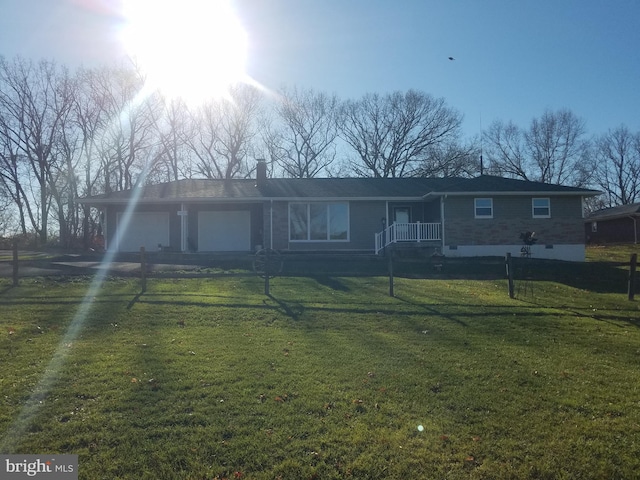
{"left": 385, "top": 201, "right": 390, "bottom": 246}
{"left": 178, "top": 204, "right": 188, "bottom": 252}
{"left": 270, "top": 200, "right": 274, "bottom": 249}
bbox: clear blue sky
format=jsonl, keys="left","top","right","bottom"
{"left": 1, "top": 0, "right": 639, "bottom": 139}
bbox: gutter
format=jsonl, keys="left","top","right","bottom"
{"left": 423, "top": 190, "right": 597, "bottom": 199}
{"left": 78, "top": 196, "right": 433, "bottom": 205}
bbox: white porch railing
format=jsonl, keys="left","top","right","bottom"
{"left": 375, "top": 222, "right": 441, "bottom": 254}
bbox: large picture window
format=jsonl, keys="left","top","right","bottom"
{"left": 289, "top": 203, "right": 349, "bottom": 241}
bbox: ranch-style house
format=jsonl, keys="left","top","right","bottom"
{"left": 79, "top": 161, "right": 600, "bottom": 261}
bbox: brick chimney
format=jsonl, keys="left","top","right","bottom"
{"left": 256, "top": 159, "right": 267, "bottom": 187}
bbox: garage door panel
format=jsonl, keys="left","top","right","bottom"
{"left": 117, "top": 212, "right": 170, "bottom": 252}
{"left": 198, "top": 211, "right": 250, "bottom": 251}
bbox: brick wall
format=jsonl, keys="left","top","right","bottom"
{"left": 444, "top": 195, "right": 585, "bottom": 246}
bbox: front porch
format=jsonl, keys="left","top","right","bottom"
{"left": 375, "top": 222, "right": 442, "bottom": 254}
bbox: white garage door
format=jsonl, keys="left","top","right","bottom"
{"left": 116, "top": 212, "right": 170, "bottom": 252}
{"left": 198, "top": 211, "right": 251, "bottom": 251}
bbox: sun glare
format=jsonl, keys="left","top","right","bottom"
{"left": 120, "top": 0, "right": 248, "bottom": 104}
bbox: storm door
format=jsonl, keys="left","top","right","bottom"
{"left": 393, "top": 207, "right": 411, "bottom": 241}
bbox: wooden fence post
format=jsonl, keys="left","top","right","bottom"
{"left": 264, "top": 249, "right": 270, "bottom": 296}
{"left": 12, "top": 240, "right": 19, "bottom": 287}
{"left": 140, "top": 246, "right": 147, "bottom": 293}
{"left": 505, "top": 253, "right": 515, "bottom": 299}
{"left": 629, "top": 253, "right": 637, "bottom": 301}
{"left": 388, "top": 248, "right": 394, "bottom": 297}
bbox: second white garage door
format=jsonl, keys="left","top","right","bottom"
{"left": 198, "top": 211, "right": 251, "bottom": 252}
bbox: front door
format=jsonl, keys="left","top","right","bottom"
{"left": 393, "top": 207, "right": 411, "bottom": 241}
{"left": 393, "top": 207, "right": 410, "bottom": 224}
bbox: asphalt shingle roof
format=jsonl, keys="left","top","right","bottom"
{"left": 79, "top": 175, "right": 599, "bottom": 204}
{"left": 586, "top": 202, "right": 640, "bottom": 220}
{"left": 442, "top": 175, "right": 599, "bottom": 194}
{"left": 258, "top": 177, "right": 462, "bottom": 198}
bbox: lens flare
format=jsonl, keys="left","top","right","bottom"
{"left": 120, "top": 0, "right": 249, "bottom": 104}
{"left": 0, "top": 87, "right": 156, "bottom": 452}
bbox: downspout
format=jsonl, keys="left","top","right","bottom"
{"left": 630, "top": 215, "right": 638, "bottom": 244}
{"left": 270, "top": 200, "right": 274, "bottom": 249}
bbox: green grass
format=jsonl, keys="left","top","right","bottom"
{"left": 1, "top": 271, "right": 639, "bottom": 479}
{"left": 0, "top": 250, "right": 57, "bottom": 262}
{"left": 586, "top": 244, "right": 639, "bottom": 263}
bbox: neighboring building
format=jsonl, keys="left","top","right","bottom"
{"left": 585, "top": 202, "right": 640, "bottom": 245}
{"left": 79, "top": 162, "right": 600, "bottom": 261}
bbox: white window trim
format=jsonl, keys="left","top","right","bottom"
{"left": 288, "top": 202, "right": 350, "bottom": 242}
{"left": 532, "top": 197, "right": 551, "bottom": 218}
{"left": 474, "top": 198, "right": 493, "bottom": 219}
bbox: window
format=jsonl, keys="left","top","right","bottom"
{"left": 591, "top": 221, "right": 597, "bottom": 233}
{"left": 474, "top": 198, "right": 493, "bottom": 218}
{"left": 289, "top": 203, "right": 349, "bottom": 241}
{"left": 532, "top": 198, "right": 551, "bottom": 218}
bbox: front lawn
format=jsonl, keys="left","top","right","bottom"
{"left": 586, "top": 243, "right": 639, "bottom": 263}
{"left": 1, "top": 274, "right": 639, "bottom": 479}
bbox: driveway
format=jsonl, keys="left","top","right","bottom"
{"left": 0, "top": 251, "right": 207, "bottom": 278}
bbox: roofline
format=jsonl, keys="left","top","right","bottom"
{"left": 78, "top": 187, "right": 600, "bottom": 205}
{"left": 424, "top": 190, "right": 599, "bottom": 198}
{"left": 586, "top": 212, "right": 640, "bottom": 221}
{"left": 78, "top": 196, "right": 431, "bottom": 205}
{"left": 268, "top": 196, "right": 428, "bottom": 202}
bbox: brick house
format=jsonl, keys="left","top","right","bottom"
{"left": 585, "top": 202, "right": 640, "bottom": 245}
{"left": 79, "top": 161, "right": 599, "bottom": 261}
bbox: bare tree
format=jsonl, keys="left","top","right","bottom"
{"left": 149, "top": 96, "right": 193, "bottom": 182}
{"left": 0, "top": 124, "right": 31, "bottom": 235}
{"left": 188, "top": 83, "right": 263, "bottom": 179}
{"left": 0, "top": 57, "right": 75, "bottom": 244}
{"left": 593, "top": 125, "right": 640, "bottom": 206}
{"left": 486, "top": 109, "right": 591, "bottom": 186}
{"left": 340, "top": 90, "right": 462, "bottom": 177}
{"left": 93, "top": 66, "right": 160, "bottom": 192}
{"left": 265, "top": 86, "right": 340, "bottom": 178}
{"left": 528, "top": 109, "right": 590, "bottom": 185}
{"left": 72, "top": 66, "right": 113, "bottom": 247}
{"left": 48, "top": 122, "right": 81, "bottom": 248}
{"left": 415, "top": 138, "right": 480, "bottom": 177}
{"left": 0, "top": 180, "right": 14, "bottom": 236}
{"left": 484, "top": 120, "right": 529, "bottom": 179}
